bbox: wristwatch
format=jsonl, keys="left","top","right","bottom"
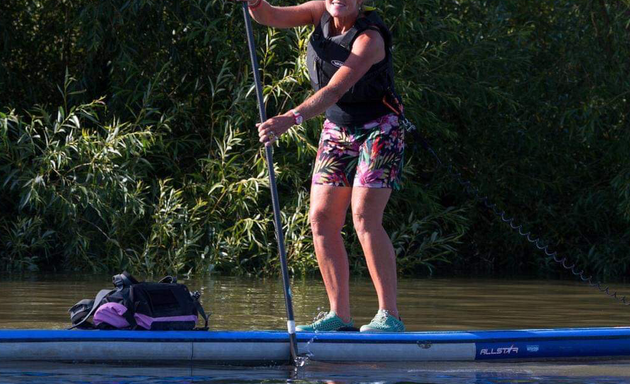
{"left": 290, "top": 109, "right": 303, "bottom": 125}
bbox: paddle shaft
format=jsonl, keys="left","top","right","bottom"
{"left": 241, "top": 2, "right": 299, "bottom": 364}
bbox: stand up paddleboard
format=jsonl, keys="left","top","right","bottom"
{"left": 2, "top": 327, "right": 630, "bottom": 364}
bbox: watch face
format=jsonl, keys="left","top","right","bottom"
{"left": 292, "top": 111, "right": 303, "bottom": 125}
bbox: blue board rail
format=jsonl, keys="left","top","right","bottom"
{"left": 1, "top": 327, "right": 630, "bottom": 363}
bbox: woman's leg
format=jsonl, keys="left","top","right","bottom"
{"left": 309, "top": 185, "right": 353, "bottom": 322}
{"left": 351, "top": 187, "right": 399, "bottom": 318}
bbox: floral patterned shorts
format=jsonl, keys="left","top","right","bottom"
{"left": 312, "top": 113, "right": 405, "bottom": 189}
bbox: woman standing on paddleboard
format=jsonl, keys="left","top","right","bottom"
{"left": 243, "top": 0, "right": 405, "bottom": 332}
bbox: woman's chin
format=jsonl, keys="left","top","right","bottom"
{"left": 327, "top": 6, "right": 354, "bottom": 18}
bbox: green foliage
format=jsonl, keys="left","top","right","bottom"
{"left": 384, "top": 0, "right": 630, "bottom": 278}
{"left": 1, "top": 0, "right": 629, "bottom": 279}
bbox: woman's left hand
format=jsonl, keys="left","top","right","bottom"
{"left": 257, "top": 113, "right": 294, "bottom": 147}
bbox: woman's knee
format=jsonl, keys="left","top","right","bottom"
{"left": 350, "top": 188, "right": 389, "bottom": 238}
{"left": 352, "top": 210, "right": 382, "bottom": 238}
{"left": 310, "top": 208, "right": 344, "bottom": 236}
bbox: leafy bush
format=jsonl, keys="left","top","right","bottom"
{"left": 1, "top": 0, "right": 629, "bottom": 279}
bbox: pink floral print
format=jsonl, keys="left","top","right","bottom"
{"left": 312, "top": 114, "right": 405, "bottom": 189}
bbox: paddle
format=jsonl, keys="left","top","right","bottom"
{"left": 239, "top": 1, "right": 299, "bottom": 364}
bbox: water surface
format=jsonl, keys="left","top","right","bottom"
{"left": 1, "top": 274, "right": 629, "bottom": 330}
{"left": 2, "top": 360, "right": 630, "bottom": 383}
{"left": 1, "top": 275, "right": 630, "bottom": 383}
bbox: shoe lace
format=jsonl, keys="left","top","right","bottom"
{"left": 373, "top": 309, "right": 390, "bottom": 324}
{"left": 313, "top": 311, "right": 329, "bottom": 323}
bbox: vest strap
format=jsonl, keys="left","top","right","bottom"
{"left": 320, "top": 11, "right": 332, "bottom": 38}
{"left": 338, "top": 18, "right": 365, "bottom": 49}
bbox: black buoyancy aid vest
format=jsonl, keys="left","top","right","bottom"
{"left": 306, "top": 10, "right": 398, "bottom": 126}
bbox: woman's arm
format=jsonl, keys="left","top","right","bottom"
{"left": 248, "top": 0, "right": 326, "bottom": 28}
{"left": 258, "top": 30, "right": 386, "bottom": 146}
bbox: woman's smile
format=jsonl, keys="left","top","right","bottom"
{"left": 326, "top": 0, "right": 360, "bottom": 19}
{"left": 331, "top": 1, "right": 346, "bottom": 10}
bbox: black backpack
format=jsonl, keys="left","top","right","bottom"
{"left": 69, "top": 272, "right": 209, "bottom": 330}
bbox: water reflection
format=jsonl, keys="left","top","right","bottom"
{"left": 2, "top": 361, "right": 630, "bottom": 383}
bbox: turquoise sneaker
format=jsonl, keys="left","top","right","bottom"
{"left": 296, "top": 311, "right": 354, "bottom": 332}
{"left": 359, "top": 309, "right": 406, "bottom": 332}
